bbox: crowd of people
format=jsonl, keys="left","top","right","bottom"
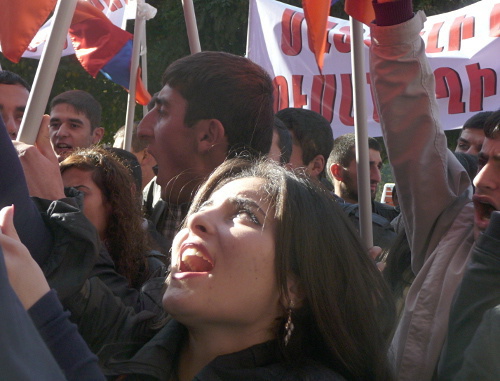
{"left": 1, "top": 0, "right": 499, "bottom": 380}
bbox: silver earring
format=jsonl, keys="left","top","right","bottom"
{"left": 284, "top": 302, "right": 294, "bottom": 346}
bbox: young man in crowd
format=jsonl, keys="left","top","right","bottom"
{"left": 0, "top": 70, "right": 30, "bottom": 140}
{"left": 49, "top": 90, "right": 104, "bottom": 162}
{"left": 275, "top": 107, "right": 333, "bottom": 182}
{"left": 455, "top": 111, "right": 492, "bottom": 156}
{"left": 140, "top": 51, "right": 273, "bottom": 253}
{"left": 327, "top": 133, "right": 399, "bottom": 222}
{"left": 268, "top": 116, "right": 292, "bottom": 165}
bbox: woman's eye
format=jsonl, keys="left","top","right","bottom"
{"left": 236, "top": 209, "right": 260, "bottom": 225}
{"left": 197, "top": 200, "right": 211, "bottom": 213}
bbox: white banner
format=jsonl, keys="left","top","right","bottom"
{"left": 247, "top": 0, "right": 500, "bottom": 137}
{"left": 21, "top": 0, "right": 134, "bottom": 59}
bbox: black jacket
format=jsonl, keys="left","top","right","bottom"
{"left": 438, "top": 211, "right": 500, "bottom": 380}
{"left": 100, "top": 320, "right": 346, "bottom": 381}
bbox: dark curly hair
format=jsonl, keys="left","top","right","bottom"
{"left": 60, "top": 147, "right": 150, "bottom": 288}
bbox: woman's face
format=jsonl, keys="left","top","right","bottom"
{"left": 164, "top": 177, "right": 281, "bottom": 337}
{"left": 61, "top": 167, "right": 110, "bottom": 240}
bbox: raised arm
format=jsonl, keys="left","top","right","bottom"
{"left": 0, "top": 205, "right": 105, "bottom": 381}
{"left": 0, "top": 117, "right": 53, "bottom": 265}
{"left": 369, "top": 1, "right": 472, "bottom": 272}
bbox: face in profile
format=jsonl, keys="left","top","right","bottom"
{"left": 137, "top": 85, "right": 202, "bottom": 202}
{"left": 473, "top": 136, "right": 500, "bottom": 236}
{"left": 164, "top": 177, "right": 282, "bottom": 339}
{"left": 0, "top": 83, "right": 29, "bottom": 140}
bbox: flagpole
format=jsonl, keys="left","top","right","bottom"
{"left": 141, "top": 20, "right": 149, "bottom": 117}
{"left": 17, "top": 0, "right": 78, "bottom": 144}
{"left": 350, "top": 17, "right": 373, "bottom": 248}
{"left": 123, "top": 10, "right": 144, "bottom": 152}
{"left": 182, "top": 0, "right": 201, "bottom": 54}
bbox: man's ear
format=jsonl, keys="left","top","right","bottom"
{"left": 329, "top": 162, "right": 344, "bottom": 182}
{"left": 140, "top": 149, "right": 156, "bottom": 166}
{"left": 91, "top": 127, "right": 105, "bottom": 144}
{"left": 196, "top": 119, "right": 226, "bottom": 153}
{"left": 307, "top": 154, "right": 325, "bottom": 178}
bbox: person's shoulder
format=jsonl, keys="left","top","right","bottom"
{"left": 373, "top": 200, "right": 399, "bottom": 221}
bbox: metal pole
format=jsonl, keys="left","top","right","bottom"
{"left": 350, "top": 17, "right": 373, "bottom": 248}
{"left": 123, "top": 14, "right": 144, "bottom": 152}
{"left": 181, "top": 0, "right": 201, "bottom": 54}
{"left": 18, "top": 0, "right": 78, "bottom": 144}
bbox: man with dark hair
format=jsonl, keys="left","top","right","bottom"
{"left": 268, "top": 116, "right": 292, "bottom": 165}
{"left": 0, "top": 70, "right": 31, "bottom": 140}
{"left": 140, "top": 51, "right": 274, "bottom": 251}
{"left": 327, "top": 133, "right": 398, "bottom": 221}
{"left": 455, "top": 111, "right": 493, "bottom": 156}
{"left": 275, "top": 108, "right": 333, "bottom": 181}
{"left": 49, "top": 90, "right": 104, "bottom": 162}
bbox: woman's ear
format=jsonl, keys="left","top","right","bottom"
{"left": 285, "top": 274, "right": 305, "bottom": 308}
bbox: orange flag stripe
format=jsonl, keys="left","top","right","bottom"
{"left": 344, "top": 0, "right": 375, "bottom": 25}
{"left": 0, "top": 0, "right": 57, "bottom": 63}
{"left": 302, "top": 0, "right": 331, "bottom": 73}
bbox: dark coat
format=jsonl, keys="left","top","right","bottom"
{"left": 100, "top": 320, "right": 346, "bottom": 381}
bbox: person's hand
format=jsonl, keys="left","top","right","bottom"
{"left": 35, "top": 114, "right": 58, "bottom": 165}
{"left": 369, "top": 245, "right": 382, "bottom": 260}
{"left": 14, "top": 115, "right": 65, "bottom": 200}
{"left": 0, "top": 205, "right": 50, "bottom": 309}
{"left": 368, "top": 246, "right": 386, "bottom": 272}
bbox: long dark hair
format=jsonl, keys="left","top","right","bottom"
{"left": 60, "top": 147, "right": 150, "bottom": 288}
{"left": 188, "top": 158, "right": 395, "bottom": 380}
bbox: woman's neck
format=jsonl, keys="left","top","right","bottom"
{"left": 175, "top": 324, "right": 275, "bottom": 381}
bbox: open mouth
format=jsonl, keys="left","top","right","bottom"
{"left": 55, "top": 143, "right": 73, "bottom": 153}
{"left": 474, "top": 198, "right": 497, "bottom": 230}
{"left": 180, "top": 248, "right": 214, "bottom": 273}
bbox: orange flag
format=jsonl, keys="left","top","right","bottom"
{"left": 344, "top": 0, "right": 375, "bottom": 25}
{"left": 0, "top": 0, "right": 57, "bottom": 63}
{"left": 302, "top": 0, "right": 331, "bottom": 73}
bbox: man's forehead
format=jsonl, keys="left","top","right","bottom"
{"left": 0, "top": 83, "right": 29, "bottom": 103}
{"left": 50, "top": 103, "right": 89, "bottom": 121}
{"left": 480, "top": 136, "right": 500, "bottom": 158}
{"left": 460, "top": 128, "right": 485, "bottom": 140}
{"left": 369, "top": 148, "right": 382, "bottom": 162}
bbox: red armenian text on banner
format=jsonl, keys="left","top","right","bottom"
{"left": 247, "top": 0, "right": 500, "bottom": 137}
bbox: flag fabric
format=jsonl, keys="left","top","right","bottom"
{"left": 13, "top": 0, "right": 132, "bottom": 59}
{"left": 302, "top": 0, "right": 331, "bottom": 73}
{"left": 0, "top": 0, "right": 57, "bottom": 62}
{"left": 344, "top": 0, "right": 375, "bottom": 25}
{"left": 69, "top": 1, "right": 151, "bottom": 105}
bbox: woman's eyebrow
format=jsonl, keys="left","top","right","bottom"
{"left": 231, "top": 197, "right": 267, "bottom": 218}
